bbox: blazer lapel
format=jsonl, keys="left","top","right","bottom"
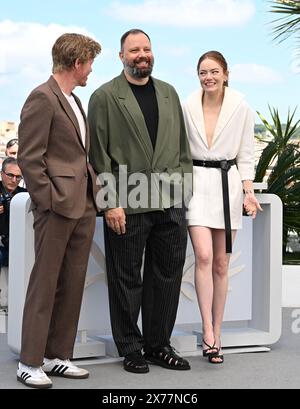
{"left": 73, "top": 93, "right": 89, "bottom": 153}
{"left": 48, "top": 76, "right": 86, "bottom": 151}
{"left": 185, "top": 90, "right": 208, "bottom": 148}
{"left": 151, "top": 79, "right": 169, "bottom": 166}
{"left": 212, "top": 87, "right": 245, "bottom": 144}
{"left": 117, "top": 73, "right": 154, "bottom": 162}
{"left": 185, "top": 88, "right": 245, "bottom": 148}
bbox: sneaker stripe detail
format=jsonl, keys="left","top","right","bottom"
{"left": 42, "top": 359, "right": 89, "bottom": 378}
{"left": 21, "top": 372, "right": 31, "bottom": 381}
{"left": 59, "top": 365, "right": 68, "bottom": 374}
{"left": 52, "top": 364, "right": 68, "bottom": 374}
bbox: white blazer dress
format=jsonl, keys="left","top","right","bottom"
{"left": 182, "top": 87, "right": 255, "bottom": 230}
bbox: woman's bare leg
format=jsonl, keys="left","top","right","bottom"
{"left": 210, "top": 229, "right": 237, "bottom": 362}
{"left": 189, "top": 226, "right": 216, "bottom": 352}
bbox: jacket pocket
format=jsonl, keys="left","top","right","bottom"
{"left": 47, "top": 166, "right": 75, "bottom": 178}
{"left": 48, "top": 166, "right": 75, "bottom": 209}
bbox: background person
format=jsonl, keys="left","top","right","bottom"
{"left": 4, "top": 138, "right": 27, "bottom": 188}
{"left": 0, "top": 158, "right": 26, "bottom": 308}
{"left": 5, "top": 139, "right": 19, "bottom": 159}
{"left": 182, "top": 50, "right": 262, "bottom": 364}
{"left": 0, "top": 157, "right": 26, "bottom": 263}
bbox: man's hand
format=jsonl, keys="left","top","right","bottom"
{"left": 104, "top": 208, "right": 126, "bottom": 235}
{"left": 0, "top": 205, "right": 4, "bottom": 215}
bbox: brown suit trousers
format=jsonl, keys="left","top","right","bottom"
{"left": 20, "top": 189, "right": 96, "bottom": 367}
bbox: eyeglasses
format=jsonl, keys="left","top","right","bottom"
{"left": 6, "top": 139, "right": 19, "bottom": 148}
{"left": 2, "top": 170, "right": 23, "bottom": 182}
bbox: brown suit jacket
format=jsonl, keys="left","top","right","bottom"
{"left": 18, "top": 76, "right": 99, "bottom": 219}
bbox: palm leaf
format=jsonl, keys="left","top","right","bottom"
{"left": 269, "top": 0, "right": 300, "bottom": 43}
{"left": 255, "top": 141, "right": 278, "bottom": 182}
{"left": 255, "top": 105, "right": 300, "bottom": 257}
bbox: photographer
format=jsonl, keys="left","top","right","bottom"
{"left": 0, "top": 157, "right": 26, "bottom": 269}
{"left": 5, "top": 139, "right": 19, "bottom": 159}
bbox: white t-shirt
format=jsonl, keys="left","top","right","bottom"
{"left": 62, "top": 92, "right": 86, "bottom": 148}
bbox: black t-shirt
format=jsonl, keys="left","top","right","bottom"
{"left": 129, "top": 78, "right": 159, "bottom": 149}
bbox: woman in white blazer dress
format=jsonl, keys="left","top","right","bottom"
{"left": 182, "top": 51, "right": 262, "bottom": 364}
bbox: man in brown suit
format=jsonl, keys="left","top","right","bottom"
{"left": 17, "top": 33, "right": 101, "bottom": 389}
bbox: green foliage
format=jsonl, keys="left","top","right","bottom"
{"left": 269, "top": 0, "right": 300, "bottom": 59}
{"left": 255, "top": 106, "right": 300, "bottom": 260}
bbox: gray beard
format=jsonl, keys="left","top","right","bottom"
{"left": 124, "top": 61, "right": 154, "bottom": 79}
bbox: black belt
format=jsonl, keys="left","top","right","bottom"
{"left": 192, "top": 159, "right": 237, "bottom": 254}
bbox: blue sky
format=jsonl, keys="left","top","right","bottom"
{"left": 0, "top": 0, "right": 299, "bottom": 123}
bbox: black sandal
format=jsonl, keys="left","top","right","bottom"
{"left": 123, "top": 351, "right": 149, "bottom": 373}
{"left": 208, "top": 347, "right": 224, "bottom": 364}
{"left": 144, "top": 345, "right": 191, "bottom": 371}
{"left": 202, "top": 339, "right": 218, "bottom": 357}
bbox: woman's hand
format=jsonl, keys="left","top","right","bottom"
{"left": 243, "top": 191, "right": 263, "bottom": 219}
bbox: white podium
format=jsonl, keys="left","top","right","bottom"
{"left": 8, "top": 188, "right": 282, "bottom": 359}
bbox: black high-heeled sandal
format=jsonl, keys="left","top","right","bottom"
{"left": 208, "top": 347, "right": 224, "bottom": 364}
{"left": 202, "top": 339, "right": 218, "bottom": 357}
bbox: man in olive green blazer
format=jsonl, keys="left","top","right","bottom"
{"left": 88, "top": 29, "right": 192, "bottom": 374}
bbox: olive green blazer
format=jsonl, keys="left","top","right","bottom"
{"left": 88, "top": 72, "right": 192, "bottom": 214}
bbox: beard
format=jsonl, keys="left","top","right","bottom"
{"left": 124, "top": 56, "right": 154, "bottom": 79}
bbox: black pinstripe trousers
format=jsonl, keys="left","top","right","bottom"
{"left": 104, "top": 207, "right": 188, "bottom": 357}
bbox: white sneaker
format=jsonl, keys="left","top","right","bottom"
{"left": 42, "top": 358, "right": 89, "bottom": 379}
{"left": 17, "top": 362, "right": 52, "bottom": 389}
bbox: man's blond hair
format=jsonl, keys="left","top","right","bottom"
{"left": 52, "top": 33, "right": 101, "bottom": 73}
